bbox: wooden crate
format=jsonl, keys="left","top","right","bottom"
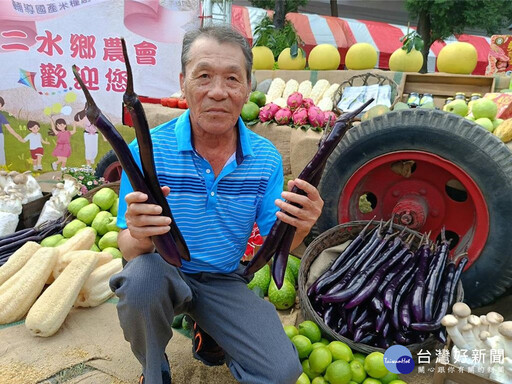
{"left": 401, "top": 73, "right": 496, "bottom": 108}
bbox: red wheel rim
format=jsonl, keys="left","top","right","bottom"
{"left": 103, "top": 161, "right": 122, "bottom": 183}
{"left": 339, "top": 151, "right": 489, "bottom": 268}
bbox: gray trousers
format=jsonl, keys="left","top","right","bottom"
{"left": 109, "top": 252, "right": 302, "bottom": 384}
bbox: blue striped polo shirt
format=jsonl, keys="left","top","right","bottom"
{"left": 116, "top": 110, "right": 284, "bottom": 274}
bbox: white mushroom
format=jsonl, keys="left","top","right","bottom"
{"left": 462, "top": 324, "right": 480, "bottom": 351}
{"left": 452, "top": 302, "right": 471, "bottom": 333}
{"left": 481, "top": 315, "right": 490, "bottom": 333}
{"left": 468, "top": 315, "right": 484, "bottom": 348}
{"left": 487, "top": 312, "right": 505, "bottom": 337}
{"left": 498, "top": 321, "right": 512, "bottom": 358}
{"left": 442, "top": 314, "right": 471, "bottom": 350}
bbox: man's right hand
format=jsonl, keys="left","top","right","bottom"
{"left": 121, "top": 186, "right": 172, "bottom": 261}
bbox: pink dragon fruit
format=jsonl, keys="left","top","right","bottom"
{"left": 274, "top": 108, "right": 292, "bottom": 125}
{"left": 292, "top": 107, "right": 308, "bottom": 126}
{"left": 323, "top": 111, "right": 337, "bottom": 128}
{"left": 302, "top": 98, "right": 315, "bottom": 109}
{"left": 258, "top": 103, "right": 280, "bottom": 122}
{"left": 287, "top": 92, "right": 304, "bottom": 111}
{"left": 308, "top": 106, "right": 325, "bottom": 128}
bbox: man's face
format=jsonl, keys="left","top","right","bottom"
{"left": 180, "top": 37, "right": 250, "bottom": 137}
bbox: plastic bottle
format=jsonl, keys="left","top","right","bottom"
{"left": 407, "top": 92, "right": 420, "bottom": 107}
{"left": 420, "top": 93, "right": 434, "bottom": 106}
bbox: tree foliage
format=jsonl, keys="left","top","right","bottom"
{"left": 249, "top": 0, "right": 308, "bottom": 14}
{"left": 405, "top": 0, "right": 512, "bottom": 72}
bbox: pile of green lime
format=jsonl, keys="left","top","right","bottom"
{"left": 288, "top": 320, "right": 408, "bottom": 384}
{"left": 241, "top": 91, "right": 267, "bottom": 122}
{"left": 247, "top": 255, "right": 301, "bottom": 311}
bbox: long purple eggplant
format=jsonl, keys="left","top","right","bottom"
{"left": 120, "top": 38, "right": 190, "bottom": 261}
{"left": 72, "top": 66, "right": 185, "bottom": 267}
{"left": 424, "top": 229, "right": 450, "bottom": 322}
{"left": 391, "top": 269, "right": 416, "bottom": 330}
{"left": 409, "top": 256, "right": 468, "bottom": 332}
{"left": 383, "top": 251, "right": 419, "bottom": 310}
{"left": 344, "top": 236, "right": 409, "bottom": 308}
{"left": 309, "top": 220, "right": 382, "bottom": 298}
{"left": 410, "top": 235, "right": 432, "bottom": 323}
{"left": 307, "top": 220, "right": 375, "bottom": 298}
{"left": 244, "top": 99, "right": 374, "bottom": 286}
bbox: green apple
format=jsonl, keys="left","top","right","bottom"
{"left": 67, "top": 197, "right": 90, "bottom": 217}
{"left": 98, "top": 231, "right": 119, "bottom": 250}
{"left": 91, "top": 211, "right": 113, "bottom": 235}
{"left": 493, "top": 118, "right": 504, "bottom": 129}
{"left": 77, "top": 203, "right": 100, "bottom": 225}
{"left": 62, "top": 219, "right": 87, "bottom": 238}
{"left": 110, "top": 198, "right": 119, "bottom": 216}
{"left": 472, "top": 98, "right": 498, "bottom": 120}
{"left": 92, "top": 187, "right": 118, "bottom": 211}
{"left": 465, "top": 115, "right": 475, "bottom": 121}
{"left": 442, "top": 99, "right": 468, "bottom": 117}
{"left": 40, "top": 234, "right": 64, "bottom": 247}
{"left": 105, "top": 217, "right": 120, "bottom": 232}
{"left": 475, "top": 117, "right": 495, "bottom": 132}
{"left": 102, "top": 247, "right": 122, "bottom": 259}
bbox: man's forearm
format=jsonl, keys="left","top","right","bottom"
{"left": 118, "top": 229, "right": 155, "bottom": 262}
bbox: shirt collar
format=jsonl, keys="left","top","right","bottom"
{"left": 175, "top": 110, "right": 254, "bottom": 161}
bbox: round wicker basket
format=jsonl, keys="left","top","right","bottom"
{"left": 333, "top": 72, "right": 401, "bottom": 116}
{"left": 82, "top": 181, "right": 120, "bottom": 202}
{"left": 298, "top": 220, "right": 462, "bottom": 354}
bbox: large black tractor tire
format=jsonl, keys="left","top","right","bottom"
{"left": 95, "top": 150, "right": 121, "bottom": 182}
{"left": 316, "top": 109, "right": 512, "bottom": 308}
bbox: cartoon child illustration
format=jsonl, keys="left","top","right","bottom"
{"left": 18, "top": 120, "right": 49, "bottom": 171}
{"left": 50, "top": 118, "right": 76, "bottom": 171}
{"left": 0, "top": 96, "right": 23, "bottom": 166}
{"left": 74, "top": 107, "right": 106, "bottom": 167}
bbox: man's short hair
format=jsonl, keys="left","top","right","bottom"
{"left": 0, "top": 97, "right": 4, "bottom": 107}
{"left": 181, "top": 25, "right": 253, "bottom": 83}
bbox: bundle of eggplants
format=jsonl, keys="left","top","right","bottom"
{"left": 0, "top": 217, "right": 69, "bottom": 266}
{"left": 243, "top": 99, "right": 374, "bottom": 288}
{"left": 72, "top": 38, "right": 190, "bottom": 267}
{"left": 308, "top": 223, "right": 468, "bottom": 349}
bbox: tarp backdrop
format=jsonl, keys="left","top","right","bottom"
{"left": 0, "top": 0, "right": 199, "bottom": 171}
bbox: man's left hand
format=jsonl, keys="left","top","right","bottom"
{"left": 274, "top": 178, "right": 324, "bottom": 236}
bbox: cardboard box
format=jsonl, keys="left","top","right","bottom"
{"left": 485, "top": 35, "right": 512, "bottom": 76}
{"left": 483, "top": 92, "right": 512, "bottom": 119}
{"left": 402, "top": 73, "right": 496, "bottom": 109}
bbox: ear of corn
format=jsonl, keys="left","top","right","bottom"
{"left": 298, "top": 80, "right": 313, "bottom": 99}
{"left": 53, "top": 250, "right": 113, "bottom": 280}
{"left": 272, "top": 97, "right": 288, "bottom": 109}
{"left": 266, "top": 78, "right": 286, "bottom": 103}
{"left": 323, "top": 83, "right": 340, "bottom": 101}
{"left": 0, "top": 241, "right": 40, "bottom": 287}
{"left": 25, "top": 252, "right": 99, "bottom": 337}
{"left": 493, "top": 119, "right": 512, "bottom": 143}
{"left": 74, "top": 258, "right": 122, "bottom": 308}
{"left": 0, "top": 247, "right": 58, "bottom": 324}
{"left": 317, "top": 97, "right": 334, "bottom": 112}
{"left": 310, "top": 79, "right": 330, "bottom": 105}
{"left": 55, "top": 227, "right": 96, "bottom": 258}
{"left": 282, "top": 79, "right": 299, "bottom": 100}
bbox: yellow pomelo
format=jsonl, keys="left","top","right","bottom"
{"left": 308, "top": 44, "right": 341, "bottom": 70}
{"left": 252, "top": 46, "right": 275, "bottom": 70}
{"left": 437, "top": 42, "right": 477, "bottom": 74}
{"left": 345, "top": 43, "right": 377, "bottom": 70}
{"left": 278, "top": 48, "right": 307, "bottom": 70}
{"left": 388, "top": 47, "right": 423, "bottom": 72}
